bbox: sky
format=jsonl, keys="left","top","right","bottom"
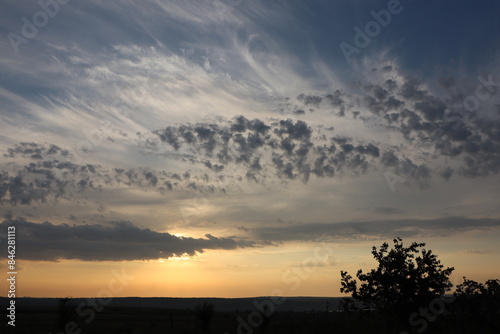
{"left": 0, "top": 0, "right": 499, "bottom": 299}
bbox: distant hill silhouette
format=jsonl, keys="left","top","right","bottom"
{"left": 1, "top": 296, "right": 342, "bottom": 312}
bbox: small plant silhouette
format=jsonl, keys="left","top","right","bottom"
{"left": 195, "top": 301, "right": 215, "bottom": 332}
{"left": 57, "top": 297, "right": 77, "bottom": 332}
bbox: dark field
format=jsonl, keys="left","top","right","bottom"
{"left": 2, "top": 297, "right": 499, "bottom": 334}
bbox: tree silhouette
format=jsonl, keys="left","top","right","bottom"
{"left": 340, "top": 238, "right": 454, "bottom": 332}
{"left": 454, "top": 277, "right": 500, "bottom": 332}
{"left": 455, "top": 277, "right": 500, "bottom": 296}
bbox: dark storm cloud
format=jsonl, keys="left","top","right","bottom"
{"left": 400, "top": 77, "right": 428, "bottom": 100}
{"left": 297, "top": 94, "right": 323, "bottom": 108}
{"left": 325, "top": 90, "right": 345, "bottom": 107}
{"left": 157, "top": 126, "right": 182, "bottom": 150}
{"left": 355, "top": 144, "right": 379, "bottom": 157}
{"left": 0, "top": 170, "right": 70, "bottom": 205}
{"left": 440, "top": 167, "right": 454, "bottom": 180}
{"left": 4, "top": 142, "right": 70, "bottom": 160}
{"left": 300, "top": 70, "right": 500, "bottom": 181}
{"left": 384, "top": 112, "right": 400, "bottom": 124}
{"left": 5, "top": 71, "right": 498, "bottom": 202}
{"left": 384, "top": 96, "right": 404, "bottom": 110}
{"left": 325, "top": 90, "right": 346, "bottom": 116}
{"left": 155, "top": 116, "right": 383, "bottom": 183}
{"left": 364, "top": 95, "right": 385, "bottom": 115}
{"left": 273, "top": 119, "right": 312, "bottom": 140}
{"left": 249, "top": 217, "right": 500, "bottom": 242}
{"left": 373, "top": 86, "right": 389, "bottom": 100}
{"left": 0, "top": 143, "right": 98, "bottom": 204}
{"left": 0, "top": 217, "right": 257, "bottom": 261}
{"left": 273, "top": 95, "right": 327, "bottom": 117}
{"left": 378, "top": 150, "right": 398, "bottom": 167}
{"left": 414, "top": 97, "right": 447, "bottom": 122}
{"left": 0, "top": 143, "right": 232, "bottom": 204}
{"left": 385, "top": 79, "right": 398, "bottom": 92}
{"left": 390, "top": 77, "right": 500, "bottom": 173}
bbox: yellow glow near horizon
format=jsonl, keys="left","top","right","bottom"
{"left": 7, "top": 235, "right": 500, "bottom": 299}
